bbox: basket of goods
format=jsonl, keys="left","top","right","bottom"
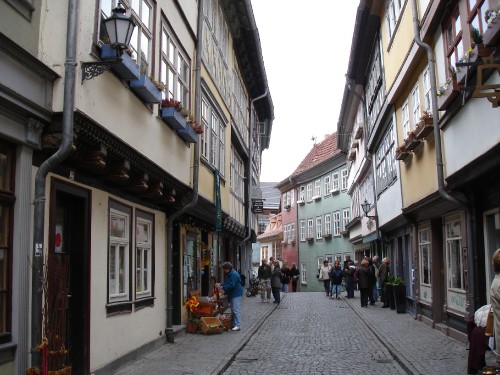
{"left": 185, "top": 296, "right": 218, "bottom": 318}
{"left": 218, "top": 314, "right": 233, "bottom": 331}
{"left": 199, "top": 317, "right": 224, "bottom": 335}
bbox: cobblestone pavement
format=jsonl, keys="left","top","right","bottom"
{"left": 113, "top": 291, "right": 471, "bottom": 375}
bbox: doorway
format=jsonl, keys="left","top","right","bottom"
{"left": 49, "top": 180, "right": 90, "bottom": 375}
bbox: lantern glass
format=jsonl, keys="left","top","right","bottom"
{"left": 361, "top": 199, "right": 371, "bottom": 216}
{"left": 103, "top": 6, "right": 135, "bottom": 49}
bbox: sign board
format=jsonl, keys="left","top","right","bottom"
{"left": 252, "top": 199, "right": 264, "bottom": 214}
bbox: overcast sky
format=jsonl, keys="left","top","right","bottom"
{"left": 251, "top": 1, "right": 359, "bottom": 183}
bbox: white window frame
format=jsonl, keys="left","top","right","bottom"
{"left": 135, "top": 216, "right": 152, "bottom": 298}
{"left": 316, "top": 217, "right": 322, "bottom": 239}
{"left": 290, "top": 222, "right": 295, "bottom": 242}
{"left": 332, "top": 172, "right": 340, "bottom": 192}
{"left": 446, "top": 218, "right": 464, "bottom": 291}
{"left": 324, "top": 214, "right": 332, "bottom": 235}
{"left": 386, "top": 0, "right": 403, "bottom": 39}
{"left": 402, "top": 99, "right": 410, "bottom": 138}
{"left": 324, "top": 175, "right": 331, "bottom": 196}
{"left": 300, "top": 220, "right": 306, "bottom": 242}
{"left": 333, "top": 211, "right": 341, "bottom": 236}
{"left": 307, "top": 219, "right": 314, "bottom": 239}
{"left": 300, "top": 263, "right": 307, "bottom": 284}
{"left": 419, "top": 227, "right": 432, "bottom": 286}
{"left": 201, "top": 97, "right": 226, "bottom": 177}
{"left": 306, "top": 183, "right": 313, "bottom": 202}
{"left": 341, "top": 169, "right": 348, "bottom": 191}
{"left": 298, "top": 186, "right": 305, "bottom": 202}
{"left": 422, "top": 67, "right": 432, "bottom": 113}
{"left": 375, "top": 124, "right": 397, "bottom": 195}
{"left": 283, "top": 193, "right": 287, "bottom": 208}
{"left": 230, "top": 146, "right": 244, "bottom": 199}
{"left": 411, "top": 83, "right": 420, "bottom": 130}
{"left": 342, "top": 208, "right": 350, "bottom": 230}
{"left": 109, "top": 208, "right": 130, "bottom": 302}
{"left": 130, "top": 0, "right": 153, "bottom": 75}
{"left": 290, "top": 189, "right": 295, "bottom": 207}
{"left": 314, "top": 179, "right": 321, "bottom": 198}
{"left": 283, "top": 224, "right": 289, "bottom": 243}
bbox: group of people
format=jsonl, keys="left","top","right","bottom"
{"left": 318, "top": 255, "right": 392, "bottom": 308}
{"left": 257, "top": 257, "right": 301, "bottom": 304}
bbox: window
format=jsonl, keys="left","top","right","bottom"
{"left": 365, "top": 40, "right": 384, "bottom": 134}
{"left": 341, "top": 169, "right": 348, "bottom": 191}
{"left": 300, "top": 263, "right": 307, "bottom": 284}
{"left": 332, "top": 172, "right": 339, "bottom": 192}
{"left": 351, "top": 186, "right": 361, "bottom": 219}
{"left": 298, "top": 186, "right": 305, "bottom": 202}
{"left": 324, "top": 214, "right": 332, "bottom": 235}
{"left": 136, "top": 212, "right": 153, "bottom": 298}
{"left": 446, "top": 219, "right": 463, "bottom": 290}
{"left": 411, "top": 84, "right": 420, "bottom": 129}
{"left": 402, "top": 100, "right": 410, "bottom": 137}
{"left": 468, "top": 0, "right": 488, "bottom": 38}
{"left": 160, "top": 24, "right": 190, "bottom": 107}
{"left": 300, "top": 220, "right": 306, "bottom": 241}
{"left": 130, "top": 0, "right": 153, "bottom": 75}
{"left": 230, "top": 146, "right": 244, "bottom": 199}
{"left": 422, "top": 67, "right": 432, "bottom": 112}
{"left": 261, "top": 246, "right": 268, "bottom": 261}
{"left": 0, "top": 141, "right": 14, "bottom": 344}
{"left": 201, "top": 98, "right": 226, "bottom": 176}
{"left": 290, "top": 189, "right": 295, "bottom": 207}
{"left": 375, "top": 123, "right": 397, "bottom": 195}
{"left": 443, "top": 6, "right": 464, "bottom": 74}
{"left": 316, "top": 217, "right": 322, "bottom": 239}
{"left": 306, "top": 183, "right": 313, "bottom": 202}
{"left": 282, "top": 193, "right": 287, "bottom": 208}
{"left": 314, "top": 179, "right": 321, "bottom": 197}
{"left": 109, "top": 206, "right": 131, "bottom": 303}
{"left": 307, "top": 219, "right": 314, "bottom": 239}
{"left": 342, "top": 208, "right": 350, "bottom": 230}
{"left": 333, "top": 211, "right": 341, "bottom": 236}
{"left": 386, "top": 0, "right": 403, "bottom": 39}
{"left": 283, "top": 224, "right": 289, "bottom": 243}
{"left": 290, "top": 223, "right": 295, "bottom": 242}
{"left": 419, "top": 228, "right": 431, "bottom": 285}
{"left": 324, "top": 175, "right": 331, "bottom": 195}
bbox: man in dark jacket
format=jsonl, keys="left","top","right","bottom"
{"left": 343, "top": 261, "right": 355, "bottom": 298}
{"left": 379, "top": 258, "right": 391, "bottom": 308}
{"left": 366, "top": 256, "right": 377, "bottom": 305}
{"left": 218, "top": 262, "right": 244, "bottom": 331}
{"left": 271, "top": 262, "right": 282, "bottom": 303}
{"left": 257, "top": 259, "right": 272, "bottom": 302}
{"left": 357, "top": 259, "right": 371, "bottom": 308}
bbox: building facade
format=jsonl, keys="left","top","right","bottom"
{"left": 0, "top": 0, "right": 273, "bottom": 374}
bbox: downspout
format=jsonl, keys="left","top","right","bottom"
{"left": 237, "top": 90, "right": 268, "bottom": 269}
{"left": 411, "top": 0, "right": 475, "bottom": 318}
{"left": 31, "top": 0, "right": 79, "bottom": 367}
{"left": 165, "top": 0, "right": 203, "bottom": 343}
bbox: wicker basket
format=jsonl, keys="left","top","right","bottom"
{"left": 199, "top": 317, "right": 224, "bottom": 335}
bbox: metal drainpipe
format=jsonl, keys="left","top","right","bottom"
{"left": 237, "top": 90, "right": 268, "bottom": 268}
{"left": 30, "top": 0, "right": 79, "bottom": 367}
{"left": 165, "top": 0, "right": 203, "bottom": 343}
{"left": 411, "top": 0, "right": 475, "bottom": 318}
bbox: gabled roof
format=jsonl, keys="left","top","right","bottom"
{"left": 256, "top": 213, "right": 283, "bottom": 242}
{"left": 291, "top": 132, "right": 341, "bottom": 177}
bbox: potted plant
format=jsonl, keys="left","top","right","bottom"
{"left": 436, "top": 69, "right": 463, "bottom": 111}
{"left": 470, "top": 27, "right": 494, "bottom": 59}
{"left": 385, "top": 277, "right": 397, "bottom": 310}
{"left": 404, "top": 130, "right": 421, "bottom": 151}
{"left": 395, "top": 144, "right": 410, "bottom": 161}
{"left": 483, "top": 9, "right": 500, "bottom": 47}
{"left": 415, "top": 109, "right": 434, "bottom": 139}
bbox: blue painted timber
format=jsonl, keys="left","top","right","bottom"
{"left": 161, "top": 107, "right": 187, "bottom": 130}
{"left": 176, "top": 126, "right": 198, "bottom": 143}
{"left": 100, "top": 44, "right": 140, "bottom": 80}
{"left": 129, "top": 74, "right": 162, "bottom": 104}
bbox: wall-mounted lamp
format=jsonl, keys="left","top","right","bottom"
{"left": 361, "top": 199, "right": 377, "bottom": 220}
{"left": 81, "top": 2, "right": 135, "bottom": 82}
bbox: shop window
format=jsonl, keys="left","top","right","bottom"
{"left": 0, "top": 141, "right": 14, "bottom": 344}
{"left": 419, "top": 228, "right": 432, "bottom": 285}
{"left": 446, "top": 219, "right": 464, "bottom": 290}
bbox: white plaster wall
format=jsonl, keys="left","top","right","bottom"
{"left": 443, "top": 74, "right": 500, "bottom": 177}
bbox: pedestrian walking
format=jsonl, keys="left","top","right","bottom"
{"left": 257, "top": 259, "right": 272, "bottom": 302}
{"left": 490, "top": 248, "right": 500, "bottom": 352}
{"left": 281, "top": 263, "right": 290, "bottom": 293}
{"left": 372, "top": 255, "right": 380, "bottom": 302}
{"left": 290, "top": 263, "right": 300, "bottom": 292}
{"left": 318, "top": 260, "right": 331, "bottom": 297}
{"left": 344, "top": 261, "right": 355, "bottom": 298}
{"left": 357, "top": 259, "right": 371, "bottom": 308}
{"left": 217, "top": 262, "right": 243, "bottom": 331}
{"left": 379, "top": 257, "right": 391, "bottom": 308}
{"left": 330, "top": 261, "right": 343, "bottom": 299}
{"left": 271, "top": 262, "right": 282, "bottom": 303}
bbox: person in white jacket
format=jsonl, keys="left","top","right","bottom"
{"left": 318, "top": 260, "right": 332, "bottom": 297}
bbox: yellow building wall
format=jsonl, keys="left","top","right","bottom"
{"left": 380, "top": 2, "right": 416, "bottom": 91}
{"left": 394, "top": 59, "right": 439, "bottom": 208}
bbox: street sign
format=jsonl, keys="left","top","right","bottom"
{"left": 252, "top": 199, "right": 264, "bottom": 214}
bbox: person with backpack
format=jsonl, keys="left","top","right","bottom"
{"left": 330, "top": 261, "right": 343, "bottom": 299}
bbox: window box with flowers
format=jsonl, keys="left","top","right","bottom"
{"left": 176, "top": 126, "right": 199, "bottom": 144}
{"left": 129, "top": 74, "right": 162, "bottom": 104}
{"left": 395, "top": 144, "right": 410, "bottom": 161}
{"left": 161, "top": 99, "right": 187, "bottom": 130}
{"left": 436, "top": 74, "right": 463, "bottom": 111}
{"left": 322, "top": 233, "right": 332, "bottom": 240}
{"left": 404, "top": 130, "right": 421, "bottom": 151}
{"left": 483, "top": 9, "right": 500, "bottom": 47}
{"left": 470, "top": 27, "right": 495, "bottom": 62}
{"left": 415, "top": 110, "right": 434, "bottom": 139}
{"left": 101, "top": 44, "right": 140, "bottom": 81}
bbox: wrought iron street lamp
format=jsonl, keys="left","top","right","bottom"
{"left": 81, "top": 2, "right": 135, "bottom": 82}
{"left": 361, "top": 199, "right": 377, "bottom": 220}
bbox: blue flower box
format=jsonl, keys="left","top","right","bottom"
{"left": 176, "top": 126, "right": 198, "bottom": 143}
{"left": 161, "top": 107, "right": 187, "bottom": 130}
{"left": 129, "top": 74, "right": 162, "bottom": 104}
{"left": 100, "top": 44, "right": 140, "bottom": 81}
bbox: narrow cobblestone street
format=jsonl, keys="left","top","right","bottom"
{"left": 113, "top": 291, "right": 470, "bottom": 375}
